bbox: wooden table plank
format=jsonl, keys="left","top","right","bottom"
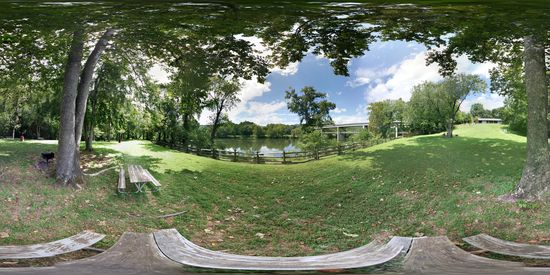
{"left": 403, "top": 236, "right": 524, "bottom": 274}
{"left": 0, "top": 231, "right": 105, "bottom": 259}
{"left": 464, "top": 234, "right": 550, "bottom": 259}
{"left": 154, "top": 228, "right": 409, "bottom": 270}
{"left": 128, "top": 165, "right": 150, "bottom": 183}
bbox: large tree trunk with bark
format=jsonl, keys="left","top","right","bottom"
{"left": 56, "top": 29, "right": 84, "bottom": 185}
{"left": 74, "top": 29, "right": 115, "bottom": 145}
{"left": 446, "top": 119, "right": 453, "bottom": 138}
{"left": 210, "top": 106, "right": 223, "bottom": 141}
{"left": 85, "top": 81, "right": 100, "bottom": 151}
{"left": 56, "top": 28, "right": 114, "bottom": 186}
{"left": 514, "top": 36, "right": 550, "bottom": 200}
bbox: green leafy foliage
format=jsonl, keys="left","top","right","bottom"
{"left": 298, "top": 130, "right": 335, "bottom": 154}
{"left": 285, "top": 86, "right": 336, "bottom": 130}
{"left": 368, "top": 99, "right": 406, "bottom": 138}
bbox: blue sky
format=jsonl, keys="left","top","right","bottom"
{"left": 150, "top": 38, "right": 504, "bottom": 126}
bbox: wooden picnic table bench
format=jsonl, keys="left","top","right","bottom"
{"left": 0, "top": 231, "right": 105, "bottom": 259}
{"left": 118, "top": 165, "right": 161, "bottom": 193}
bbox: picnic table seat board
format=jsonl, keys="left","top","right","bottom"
{"left": 118, "top": 167, "right": 126, "bottom": 193}
{"left": 0, "top": 233, "right": 184, "bottom": 275}
{"left": 126, "top": 164, "right": 161, "bottom": 193}
{"left": 464, "top": 234, "right": 550, "bottom": 259}
{"left": 403, "top": 236, "right": 524, "bottom": 274}
{"left": 0, "top": 231, "right": 105, "bottom": 259}
{"left": 144, "top": 169, "right": 161, "bottom": 189}
{"left": 127, "top": 165, "right": 151, "bottom": 183}
{"left": 153, "top": 228, "right": 411, "bottom": 271}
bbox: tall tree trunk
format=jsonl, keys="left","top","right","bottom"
{"left": 210, "top": 108, "right": 223, "bottom": 141}
{"left": 514, "top": 36, "right": 550, "bottom": 200}
{"left": 56, "top": 29, "right": 84, "bottom": 185}
{"left": 85, "top": 82, "right": 99, "bottom": 151}
{"left": 56, "top": 28, "right": 114, "bottom": 186}
{"left": 446, "top": 119, "right": 453, "bottom": 138}
{"left": 74, "top": 29, "right": 115, "bottom": 145}
{"left": 182, "top": 113, "right": 190, "bottom": 145}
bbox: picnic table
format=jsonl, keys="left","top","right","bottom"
{"left": 120, "top": 165, "right": 161, "bottom": 193}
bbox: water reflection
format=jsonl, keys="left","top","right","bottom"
{"left": 214, "top": 138, "right": 300, "bottom": 154}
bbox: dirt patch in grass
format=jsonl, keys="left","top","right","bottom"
{"left": 81, "top": 152, "right": 117, "bottom": 173}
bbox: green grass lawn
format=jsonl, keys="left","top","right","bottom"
{"left": 1, "top": 124, "right": 549, "bottom": 258}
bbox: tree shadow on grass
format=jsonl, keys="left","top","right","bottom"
{"left": 142, "top": 141, "right": 178, "bottom": 153}
{"left": 0, "top": 140, "right": 59, "bottom": 166}
{"left": 339, "top": 135, "right": 526, "bottom": 182}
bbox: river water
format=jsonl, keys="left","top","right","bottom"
{"left": 214, "top": 138, "right": 300, "bottom": 154}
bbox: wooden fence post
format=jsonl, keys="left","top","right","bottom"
{"left": 282, "top": 150, "right": 286, "bottom": 164}
{"left": 212, "top": 148, "right": 216, "bottom": 159}
{"left": 338, "top": 145, "right": 342, "bottom": 155}
{"left": 256, "top": 151, "right": 260, "bottom": 164}
{"left": 233, "top": 149, "right": 237, "bottom": 162}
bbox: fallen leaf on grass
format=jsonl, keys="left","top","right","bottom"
{"left": 255, "top": 233, "right": 265, "bottom": 239}
{"left": 343, "top": 232, "right": 358, "bottom": 238}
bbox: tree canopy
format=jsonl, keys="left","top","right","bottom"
{"left": 0, "top": 0, "right": 549, "bottom": 198}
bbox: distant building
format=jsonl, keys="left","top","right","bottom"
{"left": 477, "top": 118, "right": 503, "bottom": 124}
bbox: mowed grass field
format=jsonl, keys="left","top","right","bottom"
{"left": 1, "top": 124, "right": 549, "bottom": 258}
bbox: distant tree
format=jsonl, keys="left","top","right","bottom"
{"left": 290, "top": 127, "right": 303, "bottom": 139}
{"left": 188, "top": 127, "right": 212, "bottom": 150}
{"left": 351, "top": 129, "right": 371, "bottom": 142}
{"left": 285, "top": 86, "right": 336, "bottom": 130}
{"left": 470, "top": 103, "right": 490, "bottom": 118}
{"left": 265, "top": 123, "right": 288, "bottom": 138}
{"left": 454, "top": 111, "right": 473, "bottom": 125}
{"left": 206, "top": 77, "right": 241, "bottom": 142}
{"left": 368, "top": 99, "right": 406, "bottom": 138}
{"left": 237, "top": 121, "right": 256, "bottom": 137}
{"left": 406, "top": 82, "right": 446, "bottom": 134}
{"left": 298, "top": 130, "right": 334, "bottom": 159}
{"left": 439, "top": 74, "right": 487, "bottom": 137}
{"left": 491, "top": 107, "right": 504, "bottom": 119}
{"left": 252, "top": 125, "right": 265, "bottom": 138}
{"left": 215, "top": 115, "right": 236, "bottom": 138}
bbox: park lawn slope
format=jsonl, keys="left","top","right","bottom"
{"left": 0, "top": 124, "right": 548, "bottom": 258}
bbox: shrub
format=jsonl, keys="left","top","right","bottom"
{"left": 298, "top": 130, "right": 335, "bottom": 159}
{"left": 189, "top": 127, "right": 212, "bottom": 149}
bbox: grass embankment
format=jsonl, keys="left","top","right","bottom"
{"left": 1, "top": 124, "right": 548, "bottom": 259}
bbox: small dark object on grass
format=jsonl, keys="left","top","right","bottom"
{"left": 158, "top": 211, "right": 186, "bottom": 219}
{"left": 41, "top": 152, "right": 55, "bottom": 164}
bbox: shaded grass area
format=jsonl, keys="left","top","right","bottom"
{"left": 0, "top": 125, "right": 549, "bottom": 262}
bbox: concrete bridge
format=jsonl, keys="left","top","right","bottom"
{"left": 321, "top": 122, "right": 369, "bottom": 142}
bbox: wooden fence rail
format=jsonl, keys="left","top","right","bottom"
{"left": 156, "top": 138, "right": 392, "bottom": 164}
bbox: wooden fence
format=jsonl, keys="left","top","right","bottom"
{"left": 156, "top": 138, "right": 392, "bottom": 164}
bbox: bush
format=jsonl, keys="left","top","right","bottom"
{"left": 298, "top": 130, "right": 335, "bottom": 159}
{"left": 350, "top": 129, "right": 370, "bottom": 142}
{"left": 189, "top": 127, "right": 212, "bottom": 149}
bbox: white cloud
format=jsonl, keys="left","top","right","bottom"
{"left": 239, "top": 79, "right": 271, "bottom": 102}
{"left": 235, "top": 34, "right": 299, "bottom": 76}
{"left": 461, "top": 93, "right": 505, "bottom": 112}
{"left": 346, "top": 66, "right": 395, "bottom": 88}
{"left": 332, "top": 104, "right": 368, "bottom": 124}
{"left": 332, "top": 107, "right": 347, "bottom": 114}
{"left": 199, "top": 78, "right": 301, "bottom": 125}
{"left": 271, "top": 61, "right": 299, "bottom": 76}
{"left": 360, "top": 51, "right": 496, "bottom": 104}
{"left": 230, "top": 101, "right": 290, "bottom": 125}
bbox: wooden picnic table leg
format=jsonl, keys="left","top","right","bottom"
{"left": 134, "top": 182, "right": 146, "bottom": 193}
